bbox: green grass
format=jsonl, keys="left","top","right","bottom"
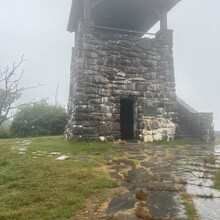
{"left": 0, "top": 136, "right": 121, "bottom": 220}
{"left": 213, "top": 169, "right": 220, "bottom": 190}
{"left": 180, "top": 193, "right": 198, "bottom": 220}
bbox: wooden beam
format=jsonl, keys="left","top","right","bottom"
{"left": 160, "top": 9, "right": 168, "bottom": 30}
{"left": 84, "top": 0, "right": 91, "bottom": 19}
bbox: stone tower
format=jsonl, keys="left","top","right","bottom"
{"left": 65, "top": 0, "right": 215, "bottom": 142}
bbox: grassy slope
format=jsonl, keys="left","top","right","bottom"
{"left": 0, "top": 136, "right": 121, "bottom": 220}
{"left": 214, "top": 170, "right": 220, "bottom": 190}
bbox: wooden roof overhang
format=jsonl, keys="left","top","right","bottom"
{"left": 67, "top": 0, "right": 180, "bottom": 33}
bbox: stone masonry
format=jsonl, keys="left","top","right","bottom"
{"left": 65, "top": 19, "right": 179, "bottom": 142}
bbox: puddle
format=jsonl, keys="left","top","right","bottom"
{"left": 193, "top": 198, "right": 220, "bottom": 220}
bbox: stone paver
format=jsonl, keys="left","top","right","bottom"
{"left": 104, "top": 143, "right": 220, "bottom": 220}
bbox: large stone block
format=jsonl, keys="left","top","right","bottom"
{"left": 90, "top": 113, "right": 103, "bottom": 121}
{"left": 81, "top": 121, "right": 102, "bottom": 127}
{"left": 136, "top": 39, "right": 152, "bottom": 50}
{"left": 75, "top": 105, "right": 94, "bottom": 113}
{"left": 75, "top": 113, "right": 90, "bottom": 121}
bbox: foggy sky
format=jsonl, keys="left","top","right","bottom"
{"left": 0, "top": 0, "right": 220, "bottom": 130}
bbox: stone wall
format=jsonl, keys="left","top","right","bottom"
{"left": 177, "top": 99, "right": 215, "bottom": 142}
{"left": 215, "top": 131, "right": 220, "bottom": 141}
{"left": 65, "top": 19, "right": 178, "bottom": 141}
{"left": 195, "top": 113, "right": 215, "bottom": 141}
{"left": 143, "top": 117, "right": 176, "bottom": 142}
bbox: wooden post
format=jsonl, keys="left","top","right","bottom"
{"left": 160, "top": 9, "right": 167, "bottom": 30}
{"left": 84, "top": 0, "right": 91, "bottom": 19}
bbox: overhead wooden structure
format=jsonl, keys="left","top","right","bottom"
{"left": 67, "top": 0, "right": 180, "bottom": 33}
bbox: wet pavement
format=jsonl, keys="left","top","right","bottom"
{"left": 193, "top": 198, "right": 220, "bottom": 220}
{"left": 104, "top": 143, "right": 220, "bottom": 220}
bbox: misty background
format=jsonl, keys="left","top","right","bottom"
{"left": 0, "top": 0, "right": 219, "bottom": 130}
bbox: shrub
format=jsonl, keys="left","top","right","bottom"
{"left": 11, "top": 103, "right": 67, "bottom": 137}
{"left": 0, "top": 128, "right": 12, "bottom": 139}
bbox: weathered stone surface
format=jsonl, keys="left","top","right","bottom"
{"left": 177, "top": 97, "right": 215, "bottom": 141}
{"left": 193, "top": 198, "right": 220, "bottom": 220}
{"left": 65, "top": 20, "right": 214, "bottom": 142}
{"left": 142, "top": 117, "right": 175, "bottom": 142}
{"left": 127, "top": 168, "right": 151, "bottom": 182}
{"left": 148, "top": 192, "right": 187, "bottom": 219}
{"left": 106, "top": 193, "right": 137, "bottom": 215}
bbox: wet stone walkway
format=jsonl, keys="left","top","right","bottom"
{"left": 104, "top": 143, "right": 220, "bottom": 220}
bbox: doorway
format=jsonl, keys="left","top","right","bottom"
{"left": 120, "top": 99, "right": 134, "bottom": 140}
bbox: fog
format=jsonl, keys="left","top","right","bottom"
{"left": 0, "top": 0, "right": 219, "bottom": 130}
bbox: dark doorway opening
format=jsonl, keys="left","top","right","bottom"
{"left": 120, "top": 99, "right": 134, "bottom": 140}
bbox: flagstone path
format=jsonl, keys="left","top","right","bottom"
{"left": 72, "top": 143, "right": 220, "bottom": 220}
